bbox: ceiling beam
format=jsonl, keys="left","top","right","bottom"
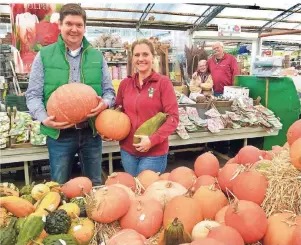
{"left": 186, "top": 3, "right": 301, "bottom": 13}
{"left": 190, "top": 6, "right": 225, "bottom": 33}
{"left": 259, "top": 3, "right": 301, "bottom": 32}
{"left": 136, "top": 3, "right": 155, "bottom": 31}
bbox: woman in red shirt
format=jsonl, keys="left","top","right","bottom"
{"left": 116, "top": 39, "right": 179, "bottom": 176}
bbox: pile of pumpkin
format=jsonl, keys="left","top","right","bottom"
{"left": 0, "top": 120, "right": 300, "bottom": 245}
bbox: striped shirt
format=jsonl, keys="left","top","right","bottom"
{"left": 26, "top": 45, "right": 116, "bottom": 122}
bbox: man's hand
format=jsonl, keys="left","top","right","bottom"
{"left": 42, "top": 116, "right": 74, "bottom": 129}
{"left": 192, "top": 72, "right": 198, "bottom": 79}
{"left": 133, "top": 135, "right": 152, "bottom": 152}
{"left": 87, "top": 96, "right": 108, "bottom": 118}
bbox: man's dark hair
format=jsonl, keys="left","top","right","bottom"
{"left": 59, "top": 3, "right": 86, "bottom": 25}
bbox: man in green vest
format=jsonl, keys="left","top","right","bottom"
{"left": 26, "top": 4, "right": 116, "bottom": 185}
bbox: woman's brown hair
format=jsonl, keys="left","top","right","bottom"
{"left": 131, "top": 39, "right": 155, "bottom": 56}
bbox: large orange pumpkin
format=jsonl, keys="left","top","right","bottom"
{"left": 47, "top": 83, "right": 98, "bottom": 123}
{"left": 293, "top": 222, "right": 301, "bottom": 245}
{"left": 217, "top": 163, "right": 240, "bottom": 192}
{"left": 168, "top": 166, "right": 197, "bottom": 189}
{"left": 263, "top": 212, "right": 301, "bottom": 245}
{"left": 194, "top": 152, "right": 220, "bottom": 177}
{"left": 95, "top": 108, "right": 131, "bottom": 141}
{"left": 137, "top": 170, "right": 160, "bottom": 190}
{"left": 193, "top": 186, "right": 228, "bottom": 220}
{"left": 61, "top": 177, "right": 92, "bottom": 199}
{"left": 86, "top": 186, "right": 130, "bottom": 223}
{"left": 120, "top": 196, "right": 163, "bottom": 238}
{"left": 193, "top": 175, "right": 218, "bottom": 192}
{"left": 225, "top": 200, "right": 268, "bottom": 243}
{"left": 105, "top": 172, "right": 136, "bottom": 192}
{"left": 163, "top": 195, "right": 203, "bottom": 234}
{"left": 236, "top": 146, "right": 263, "bottom": 165}
{"left": 232, "top": 170, "right": 268, "bottom": 205}
{"left": 287, "top": 119, "right": 301, "bottom": 146}
{"left": 290, "top": 137, "right": 301, "bottom": 170}
{"left": 207, "top": 226, "right": 244, "bottom": 245}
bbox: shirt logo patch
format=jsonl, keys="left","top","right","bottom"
{"left": 148, "top": 87, "right": 155, "bottom": 98}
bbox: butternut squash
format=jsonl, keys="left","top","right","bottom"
{"left": 34, "top": 192, "right": 61, "bottom": 216}
{"left": 0, "top": 196, "right": 35, "bottom": 217}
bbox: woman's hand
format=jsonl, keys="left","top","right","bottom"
{"left": 192, "top": 72, "right": 198, "bottom": 79}
{"left": 133, "top": 135, "right": 152, "bottom": 152}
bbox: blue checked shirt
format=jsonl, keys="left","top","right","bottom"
{"left": 26, "top": 44, "right": 116, "bottom": 122}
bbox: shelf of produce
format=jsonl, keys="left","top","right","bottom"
{"left": 0, "top": 127, "right": 280, "bottom": 184}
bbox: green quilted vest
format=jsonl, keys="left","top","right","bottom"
{"left": 40, "top": 34, "right": 103, "bottom": 139}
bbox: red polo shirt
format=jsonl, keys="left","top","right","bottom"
{"left": 116, "top": 72, "right": 179, "bottom": 156}
{"left": 208, "top": 53, "right": 240, "bottom": 94}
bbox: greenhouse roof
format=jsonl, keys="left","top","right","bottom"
{"left": 0, "top": 1, "right": 301, "bottom": 34}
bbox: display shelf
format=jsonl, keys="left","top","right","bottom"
{"left": 106, "top": 61, "right": 128, "bottom": 64}
{"left": 96, "top": 47, "right": 125, "bottom": 51}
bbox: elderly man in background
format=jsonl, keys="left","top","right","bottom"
{"left": 208, "top": 42, "right": 240, "bottom": 96}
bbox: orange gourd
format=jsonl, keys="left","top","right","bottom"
{"left": 105, "top": 172, "right": 136, "bottom": 192}
{"left": 95, "top": 108, "right": 131, "bottom": 141}
{"left": 47, "top": 83, "right": 98, "bottom": 123}
{"left": 61, "top": 177, "right": 92, "bottom": 199}
{"left": 215, "top": 205, "right": 229, "bottom": 225}
{"left": 290, "top": 137, "right": 301, "bottom": 170}
{"left": 193, "top": 186, "right": 228, "bottom": 220}
{"left": 207, "top": 226, "right": 244, "bottom": 245}
{"left": 236, "top": 146, "right": 262, "bottom": 165}
{"left": 287, "top": 119, "right": 301, "bottom": 146}
{"left": 194, "top": 152, "right": 220, "bottom": 177}
{"left": 107, "top": 229, "right": 146, "bottom": 245}
{"left": 225, "top": 200, "right": 268, "bottom": 243}
{"left": 217, "top": 163, "right": 240, "bottom": 192}
{"left": 120, "top": 196, "right": 163, "bottom": 238}
{"left": 168, "top": 167, "right": 197, "bottom": 189}
{"left": 111, "top": 184, "right": 136, "bottom": 202}
{"left": 137, "top": 170, "right": 160, "bottom": 190}
{"left": 159, "top": 173, "right": 170, "bottom": 180}
{"left": 263, "top": 212, "right": 301, "bottom": 245}
{"left": 0, "top": 196, "right": 35, "bottom": 217}
{"left": 232, "top": 170, "right": 268, "bottom": 205}
{"left": 86, "top": 185, "right": 130, "bottom": 223}
{"left": 163, "top": 194, "right": 203, "bottom": 234}
{"left": 225, "top": 158, "right": 236, "bottom": 165}
{"left": 193, "top": 175, "right": 218, "bottom": 192}
{"left": 293, "top": 223, "right": 301, "bottom": 245}
{"left": 68, "top": 218, "right": 95, "bottom": 245}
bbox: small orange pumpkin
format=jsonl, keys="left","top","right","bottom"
{"left": 193, "top": 186, "right": 228, "bottom": 220}
{"left": 193, "top": 175, "right": 218, "bottom": 192}
{"left": 217, "top": 164, "right": 240, "bottom": 192}
{"left": 207, "top": 226, "right": 244, "bottom": 245}
{"left": 137, "top": 170, "right": 160, "bottom": 190}
{"left": 232, "top": 170, "right": 268, "bottom": 205}
{"left": 86, "top": 186, "right": 130, "bottom": 223}
{"left": 194, "top": 152, "right": 220, "bottom": 177}
{"left": 215, "top": 205, "right": 229, "bottom": 225}
{"left": 290, "top": 137, "right": 301, "bottom": 170}
{"left": 159, "top": 173, "right": 170, "bottom": 180}
{"left": 263, "top": 212, "right": 301, "bottom": 245}
{"left": 120, "top": 196, "right": 163, "bottom": 238}
{"left": 95, "top": 107, "right": 131, "bottom": 141}
{"left": 236, "top": 146, "right": 262, "bottom": 165}
{"left": 61, "top": 177, "right": 92, "bottom": 199}
{"left": 105, "top": 172, "right": 136, "bottom": 192}
{"left": 163, "top": 194, "right": 203, "bottom": 234}
{"left": 168, "top": 167, "right": 197, "bottom": 189}
{"left": 287, "top": 119, "right": 301, "bottom": 146}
